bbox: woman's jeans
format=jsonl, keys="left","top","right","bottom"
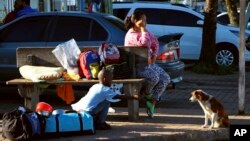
{"left": 137, "top": 63, "right": 170, "bottom": 100}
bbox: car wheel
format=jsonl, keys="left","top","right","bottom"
{"left": 215, "top": 46, "right": 238, "bottom": 66}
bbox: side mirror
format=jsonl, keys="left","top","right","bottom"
{"left": 197, "top": 20, "right": 204, "bottom": 27}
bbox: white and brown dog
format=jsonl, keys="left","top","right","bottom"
{"left": 189, "top": 89, "right": 230, "bottom": 128}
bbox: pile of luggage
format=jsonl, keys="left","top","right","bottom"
{"left": 2, "top": 102, "right": 95, "bottom": 141}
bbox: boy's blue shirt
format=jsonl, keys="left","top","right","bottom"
{"left": 71, "top": 83, "right": 120, "bottom": 112}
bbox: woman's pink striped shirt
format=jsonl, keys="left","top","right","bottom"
{"left": 124, "top": 28, "right": 159, "bottom": 57}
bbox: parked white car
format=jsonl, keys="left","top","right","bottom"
{"left": 217, "top": 11, "right": 250, "bottom": 29}
{"left": 113, "top": 2, "right": 250, "bottom": 66}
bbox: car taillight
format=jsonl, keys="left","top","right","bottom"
{"left": 158, "top": 39, "right": 181, "bottom": 61}
{"left": 157, "top": 50, "right": 177, "bottom": 61}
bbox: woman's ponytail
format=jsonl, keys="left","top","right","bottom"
{"left": 124, "top": 16, "right": 133, "bottom": 30}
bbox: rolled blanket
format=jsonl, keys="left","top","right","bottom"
{"left": 19, "top": 65, "right": 64, "bottom": 82}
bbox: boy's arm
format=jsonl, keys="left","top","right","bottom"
{"left": 113, "top": 94, "right": 139, "bottom": 100}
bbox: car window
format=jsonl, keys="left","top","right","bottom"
{"left": 217, "top": 14, "right": 230, "bottom": 25}
{"left": 217, "top": 13, "right": 250, "bottom": 25}
{"left": 137, "top": 8, "right": 201, "bottom": 27}
{"left": 136, "top": 8, "right": 162, "bottom": 25}
{"left": 104, "top": 16, "right": 127, "bottom": 32}
{"left": 90, "top": 19, "right": 108, "bottom": 41}
{"left": 0, "top": 16, "right": 51, "bottom": 42}
{"left": 113, "top": 8, "right": 130, "bottom": 20}
{"left": 50, "top": 16, "right": 107, "bottom": 41}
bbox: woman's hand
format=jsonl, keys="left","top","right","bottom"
{"left": 136, "top": 19, "right": 147, "bottom": 32}
{"left": 140, "top": 26, "right": 147, "bottom": 32}
{"left": 148, "top": 55, "right": 157, "bottom": 64}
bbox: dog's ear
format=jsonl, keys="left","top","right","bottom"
{"left": 195, "top": 90, "right": 202, "bottom": 99}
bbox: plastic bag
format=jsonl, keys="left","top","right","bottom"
{"left": 52, "top": 39, "right": 81, "bottom": 74}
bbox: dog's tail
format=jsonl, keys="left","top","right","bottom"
{"left": 222, "top": 115, "right": 230, "bottom": 127}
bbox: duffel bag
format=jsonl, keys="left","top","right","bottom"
{"left": 2, "top": 106, "right": 45, "bottom": 141}
{"left": 44, "top": 110, "right": 95, "bottom": 137}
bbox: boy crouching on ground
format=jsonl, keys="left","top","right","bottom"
{"left": 71, "top": 68, "right": 137, "bottom": 130}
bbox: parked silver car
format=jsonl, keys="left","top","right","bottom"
{"left": 0, "top": 11, "right": 184, "bottom": 85}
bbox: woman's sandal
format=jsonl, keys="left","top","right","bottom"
{"left": 145, "top": 94, "right": 156, "bottom": 118}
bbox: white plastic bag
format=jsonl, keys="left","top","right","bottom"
{"left": 52, "top": 39, "right": 81, "bottom": 74}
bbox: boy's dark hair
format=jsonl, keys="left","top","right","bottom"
{"left": 98, "top": 68, "right": 113, "bottom": 86}
{"left": 124, "top": 10, "right": 145, "bottom": 30}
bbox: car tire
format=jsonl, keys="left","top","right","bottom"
{"left": 215, "top": 46, "right": 238, "bottom": 66}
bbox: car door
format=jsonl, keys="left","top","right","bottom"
{"left": 0, "top": 15, "right": 53, "bottom": 82}
{"left": 47, "top": 14, "right": 109, "bottom": 47}
{"left": 136, "top": 8, "right": 203, "bottom": 60}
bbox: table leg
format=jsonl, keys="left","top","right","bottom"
{"left": 18, "top": 84, "right": 43, "bottom": 110}
{"left": 126, "top": 83, "right": 141, "bottom": 121}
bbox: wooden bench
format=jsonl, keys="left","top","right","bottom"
{"left": 6, "top": 46, "right": 148, "bottom": 121}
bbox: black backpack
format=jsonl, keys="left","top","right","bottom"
{"left": 2, "top": 106, "right": 45, "bottom": 141}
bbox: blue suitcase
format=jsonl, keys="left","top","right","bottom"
{"left": 44, "top": 110, "right": 95, "bottom": 137}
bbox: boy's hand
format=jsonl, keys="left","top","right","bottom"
{"left": 114, "top": 94, "right": 139, "bottom": 100}
{"left": 132, "top": 95, "right": 139, "bottom": 100}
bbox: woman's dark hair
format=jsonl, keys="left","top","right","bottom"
{"left": 124, "top": 10, "right": 145, "bottom": 30}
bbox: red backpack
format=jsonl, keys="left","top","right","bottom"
{"left": 78, "top": 51, "right": 100, "bottom": 80}
{"left": 98, "top": 42, "right": 121, "bottom": 65}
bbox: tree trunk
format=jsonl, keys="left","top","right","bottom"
{"left": 100, "top": 0, "right": 113, "bottom": 14}
{"left": 200, "top": 0, "right": 218, "bottom": 66}
{"left": 225, "top": 0, "right": 239, "bottom": 26}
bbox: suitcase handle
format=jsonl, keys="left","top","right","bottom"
{"left": 64, "top": 110, "right": 77, "bottom": 114}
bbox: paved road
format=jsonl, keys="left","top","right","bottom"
{"left": 163, "top": 71, "right": 250, "bottom": 114}
{"left": 0, "top": 70, "right": 250, "bottom": 140}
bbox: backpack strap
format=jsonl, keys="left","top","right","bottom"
{"left": 55, "top": 114, "right": 60, "bottom": 133}
{"left": 78, "top": 113, "right": 84, "bottom": 132}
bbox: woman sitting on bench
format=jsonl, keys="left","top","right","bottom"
{"left": 124, "top": 10, "right": 171, "bottom": 118}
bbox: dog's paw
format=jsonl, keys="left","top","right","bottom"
{"left": 209, "top": 125, "right": 214, "bottom": 129}
{"left": 201, "top": 125, "right": 208, "bottom": 128}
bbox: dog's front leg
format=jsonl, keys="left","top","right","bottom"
{"left": 202, "top": 113, "right": 209, "bottom": 128}
{"left": 209, "top": 113, "right": 217, "bottom": 129}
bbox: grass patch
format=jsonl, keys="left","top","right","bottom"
{"left": 190, "top": 63, "right": 236, "bottom": 75}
